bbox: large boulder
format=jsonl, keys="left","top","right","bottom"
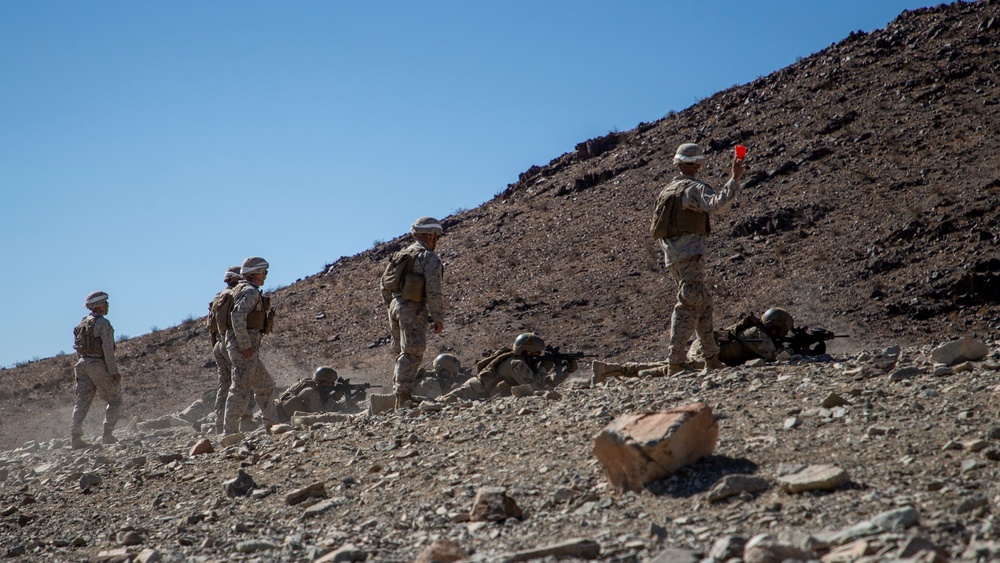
{"left": 930, "top": 337, "right": 989, "bottom": 366}
{"left": 592, "top": 403, "right": 718, "bottom": 493}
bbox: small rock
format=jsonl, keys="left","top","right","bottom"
{"left": 870, "top": 506, "right": 919, "bottom": 531}
{"left": 783, "top": 417, "right": 800, "bottom": 430}
{"left": 301, "top": 498, "right": 341, "bottom": 520}
{"left": 743, "top": 533, "right": 813, "bottom": 563}
{"left": 956, "top": 494, "right": 989, "bottom": 514}
{"left": 316, "top": 542, "right": 368, "bottom": 562}
{"left": 224, "top": 469, "right": 257, "bottom": 497}
{"left": 236, "top": 540, "right": 276, "bottom": 553}
{"left": 219, "top": 433, "right": 244, "bottom": 448}
{"left": 286, "top": 482, "right": 327, "bottom": 506}
{"left": 707, "top": 474, "right": 770, "bottom": 502}
{"left": 778, "top": 464, "right": 849, "bottom": 493}
{"left": 414, "top": 539, "right": 467, "bottom": 563}
{"left": 119, "top": 530, "right": 143, "bottom": 546}
{"left": 80, "top": 473, "right": 102, "bottom": 490}
{"left": 708, "top": 536, "right": 746, "bottom": 560}
{"left": 269, "top": 423, "right": 293, "bottom": 434}
{"left": 189, "top": 439, "right": 214, "bottom": 456}
{"left": 889, "top": 366, "right": 923, "bottom": 381}
{"left": 820, "top": 393, "right": 850, "bottom": 408}
{"left": 469, "top": 487, "right": 523, "bottom": 521}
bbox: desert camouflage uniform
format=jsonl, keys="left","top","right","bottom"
{"left": 384, "top": 240, "right": 444, "bottom": 394}
{"left": 660, "top": 174, "right": 739, "bottom": 364}
{"left": 71, "top": 313, "right": 122, "bottom": 438}
{"left": 223, "top": 280, "right": 278, "bottom": 434}
{"left": 442, "top": 350, "right": 567, "bottom": 401}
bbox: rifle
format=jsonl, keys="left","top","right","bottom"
{"left": 775, "top": 326, "right": 849, "bottom": 356}
{"left": 330, "top": 377, "right": 383, "bottom": 406}
{"left": 537, "top": 345, "right": 597, "bottom": 368}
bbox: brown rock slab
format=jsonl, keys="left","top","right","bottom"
{"left": 189, "top": 439, "right": 214, "bottom": 456}
{"left": 285, "top": 482, "right": 327, "bottom": 506}
{"left": 707, "top": 474, "right": 770, "bottom": 502}
{"left": 500, "top": 538, "right": 601, "bottom": 562}
{"left": 469, "top": 486, "right": 523, "bottom": 521}
{"left": 778, "top": 464, "right": 849, "bottom": 493}
{"left": 592, "top": 403, "right": 719, "bottom": 492}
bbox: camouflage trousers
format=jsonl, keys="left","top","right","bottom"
{"left": 212, "top": 341, "right": 232, "bottom": 430}
{"left": 71, "top": 357, "right": 122, "bottom": 437}
{"left": 388, "top": 298, "right": 428, "bottom": 394}
{"left": 666, "top": 255, "right": 720, "bottom": 364}
{"left": 223, "top": 344, "right": 278, "bottom": 435}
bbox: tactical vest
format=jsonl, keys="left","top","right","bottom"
{"left": 474, "top": 348, "right": 517, "bottom": 390}
{"left": 245, "top": 294, "right": 273, "bottom": 333}
{"left": 650, "top": 177, "right": 711, "bottom": 239}
{"left": 73, "top": 316, "right": 104, "bottom": 357}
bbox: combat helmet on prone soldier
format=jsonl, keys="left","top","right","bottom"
{"left": 512, "top": 333, "right": 545, "bottom": 356}
{"left": 433, "top": 354, "right": 461, "bottom": 378}
{"left": 761, "top": 308, "right": 793, "bottom": 337}
{"left": 313, "top": 366, "right": 338, "bottom": 386}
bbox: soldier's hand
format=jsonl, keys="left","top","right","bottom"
{"left": 566, "top": 359, "right": 579, "bottom": 374}
{"left": 242, "top": 348, "right": 255, "bottom": 359}
{"left": 732, "top": 154, "right": 746, "bottom": 183}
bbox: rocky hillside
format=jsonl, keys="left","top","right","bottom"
{"left": 0, "top": 2, "right": 1000, "bottom": 562}
{"left": 2, "top": 0, "right": 998, "bottom": 450}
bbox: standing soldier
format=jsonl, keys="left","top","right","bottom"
{"left": 70, "top": 291, "right": 122, "bottom": 449}
{"left": 207, "top": 266, "right": 241, "bottom": 434}
{"left": 650, "top": 142, "right": 744, "bottom": 375}
{"left": 380, "top": 217, "right": 445, "bottom": 408}
{"left": 222, "top": 256, "right": 279, "bottom": 436}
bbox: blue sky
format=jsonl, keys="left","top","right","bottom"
{"left": 0, "top": 1, "right": 938, "bottom": 368}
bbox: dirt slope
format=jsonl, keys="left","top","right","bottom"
{"left": 0, "top": 0, "right": 997, "bottom": 504}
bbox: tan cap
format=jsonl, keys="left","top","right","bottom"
{"left": 84, "top": 291, "right": 109, "bottom": 308}
{"left": 673, "top": 143, "right": 705, "bottom": 165}
{"left": 240, "top": 257, "right": 269, "bottom": 275}
{"left": 411, "top": 217, "right": 444, "bottom": 235}
{"left": 224, "top": 266, "right": 242, "bottom": 282}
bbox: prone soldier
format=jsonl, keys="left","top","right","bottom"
{"left": 592, "top": 308, "right": 795, "bottom": 383}
{"left": 441, "top": 333, "right": 579, "bottom": 402}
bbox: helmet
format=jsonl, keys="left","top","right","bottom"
{"left": 761, "top": 308, "right": 794, "bottom": 336}
{"left": 224, "top": 265, "right": 242, "bottom": 283}
{"left": 512, "top": 333, "right": 545, "bottom": 355}
{"left": 313, "top": 366, "right": 338, "bottom": 386}
{"left": 433, "top": 354, "right": 461, "bottom": 377}
{"left": 673, "top": 143, "right": 705, "bottom": 165}
{"left": 411, "top": 217, "right": 444, "bottom": 236}
{"left": 240, "top": 256, "right": 269, "bottom": 275}
{"left": 84, "top": 291, "right": 109, "bottom": 308}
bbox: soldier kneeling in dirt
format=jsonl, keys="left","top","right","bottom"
{"left": 441, "top": 333, "right": 578, "bottom": 402}
{"left": 592, "top": 308, "right": 793, "bottom": 383}
{"left": 276, "top": 367, "right": 342, "bottom": 421}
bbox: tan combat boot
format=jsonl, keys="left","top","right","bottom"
{"left": 101, "top": 430, "right": 117, "bottom": 445}
{"left": 703, "top": 356, "right": 726, "bottom": 370}
{"left": 71, "top": 435, "right": 90, "bottom": 450}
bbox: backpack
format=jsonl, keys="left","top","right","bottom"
{"left": 207, "top": 289, "right": 235, "bottom": 344}
{"left": 381, "top": 245, "right": 421, "bottom": 294}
